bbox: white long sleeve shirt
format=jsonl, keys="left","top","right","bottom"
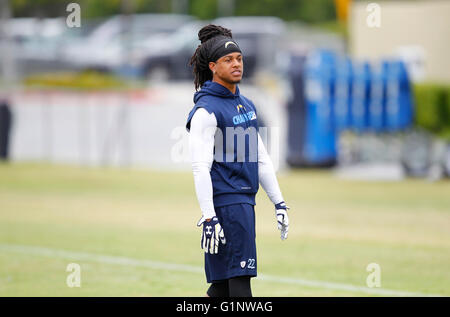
{"left": 189, "top": 108, "right": 284, "bottom": 219}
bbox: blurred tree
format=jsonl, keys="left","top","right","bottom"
{"left": 81, "top": 0, "right": 122, "bottom": 18}
{"left": 298, "top": 0, "right": 336, "bottom": 23}
{"left": 171, "top": 0, "right": 189, "bottom": 14}
{"left": 12, "top": 0, "right": 67, "bottom": 17}
{"left": 234, "top": 0, "right": 336, "bottom": 23}
{"left": 133, "top": 0, "right": 171, "bottom": 14}
{"left": 12, "top": 0, "right": 177, "bottom": 18}
{"left": 11, "top": 0, "right": 337, "bottom": 23}
{"left": 217, "top": 0, "right": 234, "bottom": 17}
{"left": 189, "top": 0, "right": 217, "bottom": 20}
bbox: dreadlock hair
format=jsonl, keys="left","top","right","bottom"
{"left": 189, "top": 24, "right": 233, "bottom": 91}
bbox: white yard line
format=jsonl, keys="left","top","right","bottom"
{"left": 0, "top": 244, "right": 444, "bottom": 297}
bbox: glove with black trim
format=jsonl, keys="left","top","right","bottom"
{"left": 197, "top": 216, "right": 226, "bottom": 254}
{"left": 275, "top": 201, "right": 290, "bottom": 241}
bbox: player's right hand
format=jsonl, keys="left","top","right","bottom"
{"left": 275, "top": 202, "right": 290, "bottom": 241}
{"left": 197, "top": 216, "right": 226, "bottom": 254}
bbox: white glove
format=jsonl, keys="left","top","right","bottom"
{"left": 275, "top": 202, "right": 290, "bottom": 241}
{"left": 197, "top": 216, "right": 226, "bottom": 254}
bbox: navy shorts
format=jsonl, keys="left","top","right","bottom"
{"left": 204, "top": 203, "right": 257, "bottom": 283}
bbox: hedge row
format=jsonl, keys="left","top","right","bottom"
{"left": 414, "top": 83, "right": 450, "bottom": 141}
{"left": 23, "top": 71, "right": 141, "bottom": 91}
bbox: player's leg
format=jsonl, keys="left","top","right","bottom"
{"left": 207, "top": 276, "right": 252, "bottom": 297}
{"left": 228, "top": 275, "right": 252, "bottom": 297}
{"left": 224, "top": 203, "right": 256, "bottom": 297}
{"left": 203, "top": 203, "right": 257, "bottom": 296}
{"left": 206, "top": 280, "right": 229, "bottom": 297}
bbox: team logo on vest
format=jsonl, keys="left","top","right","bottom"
{"left": 240, "top": 261, "right": 246, "bottom": 268}
{"left": 233, "top": 105, "right": 257, "bottom": 125}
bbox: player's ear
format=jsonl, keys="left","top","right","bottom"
{"left": 209, "top": 62, "right": 216, "bottom": 75}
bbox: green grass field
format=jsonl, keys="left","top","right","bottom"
{"left": 0, "top": 162, "right": 449, "bottom": 296}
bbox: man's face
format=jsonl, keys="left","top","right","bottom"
{"left": 210, "top": 52, "right": 243, "bottom": 84}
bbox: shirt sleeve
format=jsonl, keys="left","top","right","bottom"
{"left": 188, "top": 107, "right": 217, "bottom": 219}
{"left": 258, "top": 133, "right": 284, "bottom": 205}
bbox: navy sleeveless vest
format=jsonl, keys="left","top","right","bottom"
{"left": 186, "top": 81, "right": 259, "bottom": 207}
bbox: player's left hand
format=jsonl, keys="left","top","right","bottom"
{"left": 197, "top": 216, "right": 226, "bottom": 254}
{"left": 275, "top": 202, "right": 290, "bottom": 241}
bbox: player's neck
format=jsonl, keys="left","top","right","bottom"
{"left": 213, "top": 78, "right": 236, "bottom": 95}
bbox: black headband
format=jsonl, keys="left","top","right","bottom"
{"left": 207, "top": 35, "right": 242, "bottom": 63}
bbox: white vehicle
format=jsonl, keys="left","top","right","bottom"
{"left": 60, "top": 13, "right": 193, "bottom": 71}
